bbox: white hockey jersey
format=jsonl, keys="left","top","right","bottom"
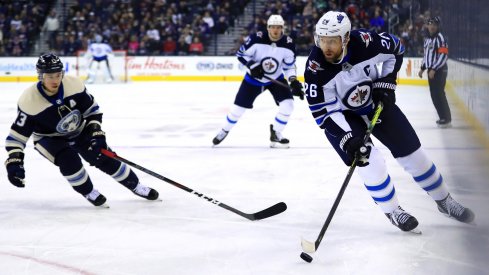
{"left": 237, "top": 31, "right": 297, "bottom": 85}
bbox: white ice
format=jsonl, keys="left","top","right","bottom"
{"left": 0, "top": 81, "right": 488, "bottom": 275}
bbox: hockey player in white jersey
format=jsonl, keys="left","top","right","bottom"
{"left": 303, "top": 11, "right": 474, "bottom": 232}
{"left": 212, "top": 14, "right": 304, "bottom": 148}
{"left": 86, "top": 34, "right": 114, "bottom": 83}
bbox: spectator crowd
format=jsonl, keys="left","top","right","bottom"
{"left": 1, "top": 0, "right": 433, "bottom": 57}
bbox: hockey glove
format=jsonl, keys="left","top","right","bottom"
{"left": 5, "top": 152, "right": 25, "bottom": 187}
{"left": 246, "top": 61, "right": 265, "bottom": 79}
{"left": 340, "top": 132, "right": 372, "bottom": 167}
{"left": 289, "top": 78, "right": 305, "bottom": 100}
{"left": 372, "top": 77, "right": 397, "bottom": 107}
{"left": 87, "top": 123, "right": 108, "bottom": 161}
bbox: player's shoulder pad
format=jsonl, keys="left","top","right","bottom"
{"left": 277, "top": 35, "right": 295, "bottom": 51}
{"left": 17, "top": 83, "right": 51, "bottom": 116}
{"left": 62, "top": 75, "right": 87, "bottom": 97}
{"left": 351, "top": 29, "right": 404, "bottom": 55}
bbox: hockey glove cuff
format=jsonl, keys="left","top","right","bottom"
{"left": 372, "top": 77, "right": 397, "bottom": 107}
{"left": 5, "top": 152, "right": 25, "bottom": 187}
{"left": 340, "top": 132, "right": 372, "bottom": 167}
{"left": 246, "top": 61, "right": 265, "bottom": 79}
{"left": 87, "top": 123, "right": 108, "bottom": 160}
{"left": 289, "top": 77, "right": 305, "bottom": 100}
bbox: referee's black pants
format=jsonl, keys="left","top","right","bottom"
{"left": 428, "top": 65, "right": 451, "bottom": 122}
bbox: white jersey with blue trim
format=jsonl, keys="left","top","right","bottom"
{"left": 88, "top": 42, "right": 112, "bottom": 59}
{"left": 304, "top": 29, "right": 404, "bottom": 136}
{"left": 237, "top": 30, "right": 297, "bottom": 85}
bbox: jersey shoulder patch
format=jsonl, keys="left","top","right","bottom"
{"left": 18, "top": 83, "right": 51, "bottom": 116}
{"left": 62, "top": 75, "right": 86, "bottom": 97}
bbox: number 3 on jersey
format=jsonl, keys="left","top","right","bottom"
{"left": 16, "top": 111, "right": 27, "bottom": 127}
{"left": 304, "top": 83, "right": 318, "bottom": 98}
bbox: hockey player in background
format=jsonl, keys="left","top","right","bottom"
{"left": 212, "top": 14, "right": 305, "bottom": 148}
{"left": 4, "top": 53, "right": 159, "bottom": 207}
{"left": 86, "top": 34, "right": 114, "bottom": 83}
{"left": 303, "top": 11, "right": 474, "bottom": 232}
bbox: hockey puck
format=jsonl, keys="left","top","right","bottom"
{"left": 300, "top": 252, "right": 313, "bottom": 263}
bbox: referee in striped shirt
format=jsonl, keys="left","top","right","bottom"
{"left": 418, "top": 16, "right": 451, "bottom": 128}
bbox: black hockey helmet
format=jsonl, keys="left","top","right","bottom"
{"left": 36, "top": 53, "right": 63, "bottom": 74}
{"left": 427, "top": 16, "right": 441, "bottom": 26}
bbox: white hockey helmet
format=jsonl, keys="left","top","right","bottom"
{"left": 314, "top": 11, "right": 351, "bottom": 63}
{"left": 95, "top": 34, "right": 103, "bottom": 43}
{"left": 267, "top": 14, "right": 285, "bottom": 28}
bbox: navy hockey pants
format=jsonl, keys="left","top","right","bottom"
{"left": 325, "top": 104, "right": 422, "bottom": 166}
{"left": 234, "top": 77, "right": 293, "bottom": 108}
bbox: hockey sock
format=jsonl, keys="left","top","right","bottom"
{"left": 396, "top": 148, "right": 449, "bottom": 200}
{"left": 111, "top": 163, "right": 138, "bottom": 190}
{"left": 57, "top": 149, "right": 93, "bottom": 195}
{"left": 272, "top": 99, "right": 293, "bottom": 133}
{"left": 222, "top": 104, "right": 246, "bottom": 132}
{"left": 358, "top": 147, "right": 400, "bottom": 213}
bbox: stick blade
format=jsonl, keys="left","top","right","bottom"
{"left": 301, "top": 237, "right": 318, "bottom": 253}
{"left": 252, "top": 202, "right": 287, "bottom": 220}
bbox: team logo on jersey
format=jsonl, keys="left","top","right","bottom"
{"left": 342, "top": 62, "right": 353, "bottom": 71}
{"left": 69, "top": 99, "right": 76, "bottom": 108}
{"left": 343, "top": 81, "right": 372, "bottom": 109}
{"left": 359, "top": 31, "right": 372, "bottom": 47}
{"left": 56, "top": 109, "right": 82, "bottom": 134}
{"left": 307, "top": 60, "right": 324, "bottom": 73}
{"left": 256, "top": 31, "right": 263, "bottom": 38}
{"left": 261, "top": 57, "right": 279, "bottom": 74}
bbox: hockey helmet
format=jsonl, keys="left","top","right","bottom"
{"left": 36, "top": 53, "right": 63, "bottom": 74}
{"left": 427, "top": 16, "right": 441, "bottom": 26}
{"left": 267, "top": 14, "right": 285, "bottom": 28}
{"left": 315, "top": 11, "right": 351, "bottom": 46}
{"left": 95, "top": 34, "right": 103, "bottom": 43}
{"left": 36, "top": 53, "right": 63, "bottom": 81}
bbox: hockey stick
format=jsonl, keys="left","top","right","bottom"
{"left": 263, "top": 75, "right": 291, "bottom": 90}
{"left": 301, "top": 102, "right": 384, "bottom": 253}
{"left": 101, "top": 149, "right": 287, "bottom": 221}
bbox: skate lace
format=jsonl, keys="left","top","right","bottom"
{"left": 392, "top": 208, "right": 411, "bottom": 225}
{"left": 216, "top": 129, "right": 228, "bottom": 140}
{"left": 133, "top": 184, "right": 150, "bottom": 196}
{"left": 85, "top": 189, "right": 101, "bottom": 201}
{"left": 444, "top": 196, "right": 465, "bottom": 217}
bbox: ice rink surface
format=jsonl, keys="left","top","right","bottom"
{"left": 0, "top": 81, "right": 488, "bottom": 275}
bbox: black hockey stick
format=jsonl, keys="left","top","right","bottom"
{"left": 101, "top": 149, "right": 287, "bottom": 221}
{"left": 263, "top": 75, "right": 291, "bottom": 90}
{"left": 301, "top": 102, "right": 384, "bottom": 253}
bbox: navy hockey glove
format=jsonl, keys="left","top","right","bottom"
{"left": 87, "top": 123, "right": 108, "bottom": 161}
{"left": 372, "top": 77, "right": 397, "bottom": 107}
{"left": 5, "top": 152, "right": 25, "bottom": 187}
{"left": 246, "top": 61, "right": 264, "bottom": 79}
{"left": 289, "top": 78, "right": 305, "bottom": 100}
{"left": 340, "top": 132, "right": 372, "bottom": 167}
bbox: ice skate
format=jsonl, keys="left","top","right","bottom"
{"left": 212, "top": 129, "right": 229, "bottom": 145}
{"left": 436, "top": 193, "right": 474, "bottom": 223}
{"left": 270, "top": 124, "right": 289, "bottom": 148}
{"left": 85, "top": 189, "right": 109, "bottom": 208}
{"left": 436, "top": 119, "right": 452, "bottom": 128}
{"left": 386, "top": 206, "right": 420, "bottom": 233}
{"left": 132, "top": 183, "right": 160, "bottom": 201}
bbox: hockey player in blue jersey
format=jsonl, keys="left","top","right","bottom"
{"left": 212, "top": 14, "right": 304, "bottom": 148}
{"left": 303, "top": 11, "right": 474, "bottom": 232}
{"left": 4, "top": 53, "right": 159, "bottom": 207}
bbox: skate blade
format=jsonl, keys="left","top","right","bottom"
{"left": 96, "top": 203, "right": 110, "bottom": 209}
{"left": 270, "top": 142, "right": 290, "bottom": 149}
{"left": 407, "top": 228, "right": 422, "bottom": 234}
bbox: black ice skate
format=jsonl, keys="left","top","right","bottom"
{"left": 212, "top": 129, "right": 229, "bottom": 145}
{"left": 132, "top": 183, "right": 160, "bottom": 200}
{"left": 85, "top": 189, "right": 108, "bottom": 208}
{"left": 269, "top": 124, "right": 290, "bottom": 148}
{"left": 386, "top": 206, "right": 420, "bottom": 233}
{"left": 436, "top": 119, "right": 452, "bottom": 128}
{"left": 436, "top": 193, "right": 475, "bottom": 223}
